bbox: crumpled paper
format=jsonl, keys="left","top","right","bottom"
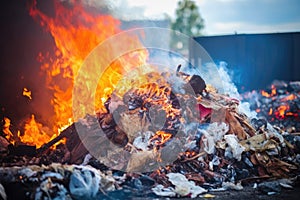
{"left": 224, "top": 135, "right": 245, "bottom": 161}
{"left": 200, "top": 122, "right": 229, "bottom": 154}
{"left": 69, "top": 166, "right": 102, "bottom": 199}
{"left": 152, "top": 173, "right": 207, "bottom": 198}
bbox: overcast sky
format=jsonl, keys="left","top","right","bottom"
{"left": 122, "top": 0, "right": 300, "bottom": 35}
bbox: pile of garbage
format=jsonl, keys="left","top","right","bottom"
{"left": 1, "top": 73, "right": 300, "bottom": 199}
{"left": 242, "top": 81, "right": 300, "bottom": 132}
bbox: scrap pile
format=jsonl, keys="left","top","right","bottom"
{"left": 242, "top": 81, "right": 300, "bottom": 132}
{"left": 1, "top": 68, "right": 300, "bottom": 199}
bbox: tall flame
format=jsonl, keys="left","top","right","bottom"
{"left": 29, "top": 0, "right": 121, "bottom": 134}
{"left": 3, "top": 0, "right": 149, "bottom": 148}
{"left": 3, "top": 117, "right": 15, "bottom": 144}
{"left": 18, "top": 115, "right": 51, "bottom": 148}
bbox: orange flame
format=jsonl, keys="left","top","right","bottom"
{"left": 2, "top": 0, "right": 148, "bottom": 148}
{"left": 2, "top": 117, "right": 15, "bottom": 144}
{"left": 18, "top": 115, "right": 51, "bottom": 148}
{"left": 268, "top": 108, "right": 273, "bottom": 115}
{"left": 150, "top": 130, "right": 173, "bottom": 146}
{"left": 10, "top": 0, "right": 149, "bottom": 148}
{"left": 94, "top": 50, "right": 149, "bottom": 113}
{"left": 280, "top": 94, "right": 297, "bottom": 102}
{"left": 261, "top": 85, "right": 276, "bottom": 97}
{"left": 275, "top": 105, "right": 290, "bottom": 119}
{"left": 121, "top": 72, "right": 181, "bottom": 120}
{"left": 28, "top": 0, "right": 121, "bottom": 134}
{"left": 23, "top": 88, "right": 32, "bottom": 100}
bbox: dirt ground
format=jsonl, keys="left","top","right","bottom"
{"left": 206, "top": 185, "right": 300, "bottom": 200}
{"left": 131, "top": 184, "right": 300, "bottom": 200}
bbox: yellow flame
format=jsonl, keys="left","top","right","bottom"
{"left": 2, "top": 117, "right": 15, "bottom": 144}
{"left": 23, "top": 88, "right": 32, "bottom": 100}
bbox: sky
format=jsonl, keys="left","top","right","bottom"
{"left": 121, "top": 0, "right": 300, "bottom": 35}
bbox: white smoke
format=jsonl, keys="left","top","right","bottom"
{"left": 216, "top": 62, "right": 257, "bottom": 119}
{"left": 176, "top": 60, "right": 257, "bottom": 119}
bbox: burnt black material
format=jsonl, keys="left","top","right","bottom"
{"left": 186, "top": 75, "right": 206, "bottom": 94}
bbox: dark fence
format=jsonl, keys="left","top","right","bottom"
{"left": 190, "top": 32, "right": 300, "bottom": 91}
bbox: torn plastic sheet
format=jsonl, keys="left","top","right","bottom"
{"left": 224, "top": 135, "right": 245, "bottom": 161}
{"left": 266, "top": 124, "right": 285, "bottom": 146}
{"left": 166, "top": 173, "right": 207, "bottom": 198}
{"left": 199, "top": 122, "right": 229, "bottom": 154}
{"left": 209, "top": 155, "right": 220, "bottom": 171}
{"left": 221, "top": 182, "right": 243, "bottom": 191}
{"left": 152, "top": 184, "right": 176, "bottom": 197}
{"left": 69, "top": 165, "right": 115, "bottom": 199}
{"left": 133, "top": 131, "right": 154, "bottom": 151}
{"left": 35, "top": 178, "right": 70, "bottom": 200}
{"left": 69, "top": 169, "right": 100, "bottom": 199}
{"left": 257, "top": 178, "right": 294, "bottom": 194}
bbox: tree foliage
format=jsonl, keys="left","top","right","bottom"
{"left": 171, "top": 0, "right": 204, "bottom": 37}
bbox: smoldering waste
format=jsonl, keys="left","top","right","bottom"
{"left": 242, "top": 80, "right": 300, "bottom": 132}
{"left": 1, "top": 68, "right": 300, "bottom": 199}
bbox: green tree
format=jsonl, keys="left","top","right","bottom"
{"left": 171, "top": 0, "right": 204, "bottom": 52}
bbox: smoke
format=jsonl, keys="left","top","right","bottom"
{"left": 215, "top": 62, "right": 257, "bottom": 119}
{"left": 142, "top": 47, "right": 257, "bottom": 119}
{"left": 157, "top": 56, "right": 258, "bottom": 119}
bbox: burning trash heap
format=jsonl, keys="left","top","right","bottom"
{"left": 1, "top": 64, "right": 300, "bottom": 200}
{"left": 243, "top": 81, "right": 300, "bottom": 133}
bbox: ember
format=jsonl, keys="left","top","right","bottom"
{"left": 22, "top": 88, "right": 32, "bottom": 100}
{"left": 243, "top": 81, "right": 300, "bottom": 132}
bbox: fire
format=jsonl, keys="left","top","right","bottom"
{"left": 150, "top": 130, "right": 173, "bottom": 146}
{"left": 2, "top": 117, "right": 15, "bottom": 144}
{"left": 5, "top": 0, "right": 172, "bottom": 150}
{"left": 268, "top": 108, "right": 273, "bottom": 115}
{"left": 27, "top": 0, "right": 121, "bottom": 134}
{"left": 118, "top": 71, "right": 181, "bottom": 120}
{"left": 94, "top": 50, "right": 149, "bottom": 113}
{"left": 6, "top": 0, "right": 149, "bottom": 148}
{"left": 275, "top": 105, "right": 290, "bottom": 119}
{"left": 18, "top": 115, "right": 51, "bottom": 148}
{"left": 280, "top": 94, "right": 297, "bottom": 102}
{"left": 23, "top": 88, "right": 32, "bottom": 100}
{"left": 100, "top": 68, "right": 180, "bottom": 147}
{"left": 261, "top": 85, "right": 276, "bottom": 97}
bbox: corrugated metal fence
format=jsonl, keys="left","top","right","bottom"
{"left": 190, "top": 32, "right": 300, "bottom": 91}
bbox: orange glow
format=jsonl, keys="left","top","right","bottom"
{"left": 275, "top": 105, "right": 290, "bottom": 119}
{"left": 2, "top": 117, "right": 15, "bottom": 144}
{"left": 256, "top": 108, "right": 261, "bottom": 113}
{"left": 185, "top": 151, "right": 196, "bottom": 157}
{"left": 18, "top": 115, "right": 51, "bottom": 148}
{"left": 119, "top": 74, "right": 181, "bottom": 120}
{"left": 268, "top": 108, "right": 273, "bottom": 115}
{"left": 22, "top": 88, "right": 32, "bottom": 100}
{"left": 261, "top": 85, "right": 277, "bottom": 97}
{"left": 28, "top": 0, "right": 121, "bottom": 134}
{"left": 150, "top": 130, "right": 173, "bottom": 146}
{"left": 280, "top": 94, "right": 297, "bottom": 102}
{"left": 11, "top": 0, "right": 149, "bottom": 148}
{"left": 94, "top": 50, "right": 149, "bottom": 113}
